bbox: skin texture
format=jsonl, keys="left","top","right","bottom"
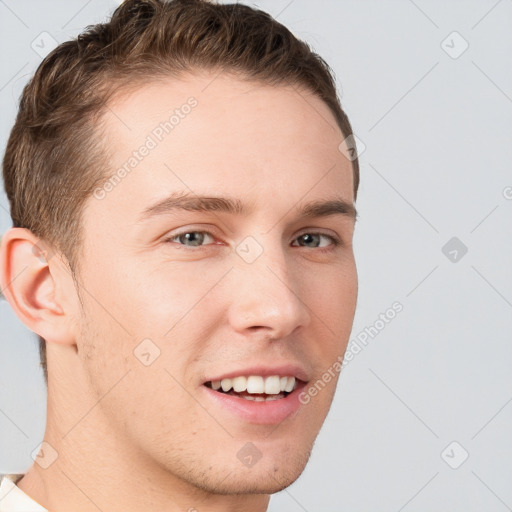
{"left": 0, "top": 71, "right": 358, "bottom": 512}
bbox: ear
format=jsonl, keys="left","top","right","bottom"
{"left": 0, "top": 227, "right": 77, "bottom": 346}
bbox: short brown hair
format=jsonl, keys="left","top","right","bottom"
{"left": 2, "top": 0, "right": 360, "bottom": 386}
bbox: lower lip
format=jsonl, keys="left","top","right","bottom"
{"left": 201, "top": 381, "right": 307, "bottom": 425}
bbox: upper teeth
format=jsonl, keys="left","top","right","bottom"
{"left": 211, "top": 375, "right": 296, "bottom": 394}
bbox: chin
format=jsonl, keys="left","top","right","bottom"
{"left": 192, "top": 449, "right": 312, "bottom": 496}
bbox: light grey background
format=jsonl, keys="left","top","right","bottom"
{"left": 1, "top": 1, "right": 511, "bottom": 511}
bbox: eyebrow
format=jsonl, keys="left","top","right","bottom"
{"left": 137, "top": 192, "right": 358, "bottom": 222}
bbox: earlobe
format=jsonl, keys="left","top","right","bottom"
{"left": 0, "top": 227, "right": 75, "bottom": 346}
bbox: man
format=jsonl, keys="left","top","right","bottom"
{"left": 0, "top": 0, "right": 360, "bottom": 510}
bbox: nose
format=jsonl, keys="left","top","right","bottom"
{"left": 226, "top": 237, "right": 312, "bottom": 340}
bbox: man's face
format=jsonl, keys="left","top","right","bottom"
{"left": 74, "top": 72, "right": 357, "bottom": 494}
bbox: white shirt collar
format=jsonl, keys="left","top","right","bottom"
{"left": 0, "top": 475, "right": 48, "bottom": 512}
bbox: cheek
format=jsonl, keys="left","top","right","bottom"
{"left": 302, "top": 260, "right": 357, "bottom": 404}
{"left": 307, "top": 260, "right": 357, "bottom": 335}
{"left": 81, "top": 255, "right": 196, "bottom": 340}
{"left": 127, "top": 259, "right": 226, "bottom": 327}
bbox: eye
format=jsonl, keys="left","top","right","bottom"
{"left": 292, "top": 232, "right": 341, "bottom": 251}
{"left": 165, "top": 230, "right": 216, "bottom": 248}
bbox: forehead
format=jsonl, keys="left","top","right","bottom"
{"left": 89, "top": 71, "right": 354, "bottom": 225}
{"left": 107, "top": 70, "right": 336, "bottom": 129}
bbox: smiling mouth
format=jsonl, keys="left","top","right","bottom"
{"left": 203, "top": 375, "right": 301, "bottom": 402}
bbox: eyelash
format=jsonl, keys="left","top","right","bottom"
{"left": 163, "top": 229, "right": 342, "bottom": 252}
